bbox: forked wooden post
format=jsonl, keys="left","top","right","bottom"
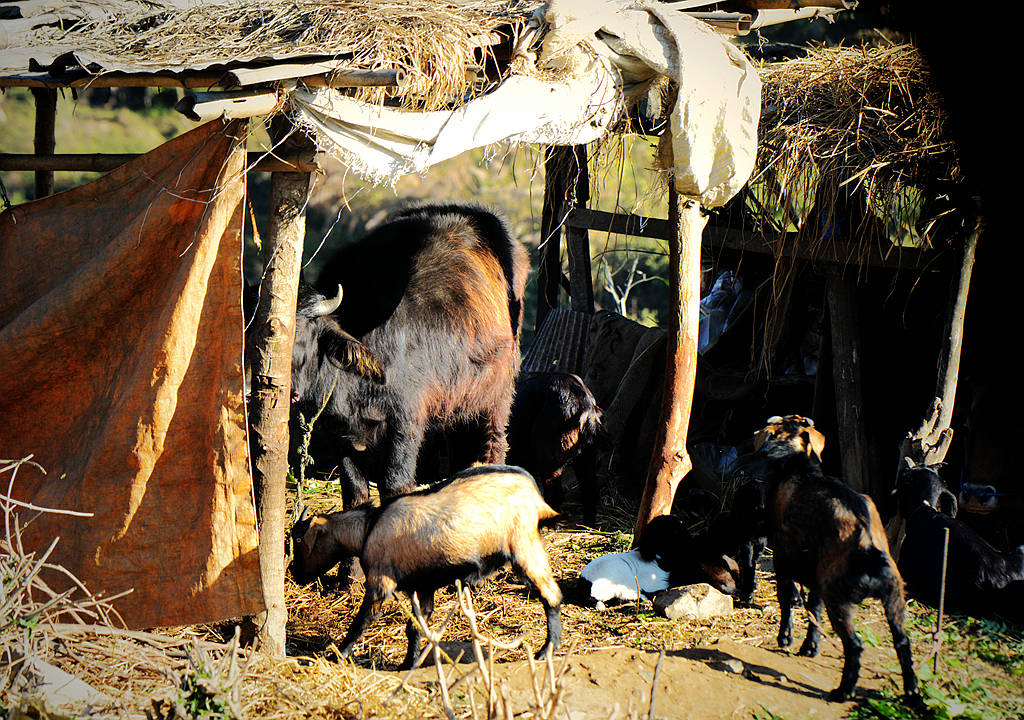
{"left": 243, "top": 115, "right": 313, "bottom": 656}
{"left": 632, "top": 182, "right": 706, "bottom": 541}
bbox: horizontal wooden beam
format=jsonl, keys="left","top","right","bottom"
{"left": 566, "top": 208, "right": 927, "bottom": 269}
{"left": 0, "top": 67, "right": 404, "bottom": 90}
{"left": 0, "top": 151, "right": 322, "bottom": 173}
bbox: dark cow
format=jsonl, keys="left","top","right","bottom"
{"left": 506, "top": 372, "right": 605, "bottom": 523}
{"left": 292, "top": 203, "right": 529, "bottom": 505}
{"left": 896, "top": 460, "right": 1024, "bottom": 623}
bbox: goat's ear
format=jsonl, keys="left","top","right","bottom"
{"left": 803, "top": 426, "right": 826, "bottom": 459}
{"left": 752, "top": 427, "right": 772, "bottom": 452}
{"left": 938, "top": 489, "right": 958, "bottom": 518}
{"left": 321, "top": 327, "right": 386, "bottom": 383}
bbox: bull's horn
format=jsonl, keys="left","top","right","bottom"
{"left": 804, "top": 416, "right": 814, "bottom": 426}
{"left": 766, "top": 415, "right": 783, "bottom": 424}
{"left": 314, "top": 285, "right": 343, "bottom": 316}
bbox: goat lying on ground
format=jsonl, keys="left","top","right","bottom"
{"left": 897, "top": 460, "right": 1024, "bottom": 622}
{"left": 580, "top": 515, "right": 740, "bottom": 608}
{"left": 290, "top": 465, "right": 561, "bottom": 669}
{"left": 751, "top": 415, "right": 918, "bottom": 702}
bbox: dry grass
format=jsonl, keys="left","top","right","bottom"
{"left": 30, "top": 0, "right": 543, "bottom": 110}
{"left": 753, "top": 43, "right": 959, "bottom": 258}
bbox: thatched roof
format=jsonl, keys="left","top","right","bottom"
{"left": 0, "top": 0, "right": 543, "bottom": 110}
{"left": 748, "top": 44, "right": 961, "bottom": 259}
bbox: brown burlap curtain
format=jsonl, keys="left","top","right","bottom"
{"left": 0, "top": 119, "right": 263, "bottom": 628}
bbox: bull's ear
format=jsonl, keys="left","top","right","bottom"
{"left": 803, "top": 426, "right": 826, "bottom": 460}
{"left": 321, "top": 328, "right": 386, "bottom": 383}
{"left": 938, "top": 489, "right": 958, "bottom": 518}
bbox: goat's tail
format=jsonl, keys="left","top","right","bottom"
{"left": 854, "top": 546, "right": 902, "bottom": 597}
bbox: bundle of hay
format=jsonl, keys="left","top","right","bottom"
{"left": 752, "top": 44, "right": 960, "bottom": 258}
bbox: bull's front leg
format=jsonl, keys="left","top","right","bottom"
{"left": 381, "top": 420, "right": 426, "bottom": 497}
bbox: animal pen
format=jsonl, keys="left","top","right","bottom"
{"left": 0, "top": 0, "right": 991, "bottom": 715}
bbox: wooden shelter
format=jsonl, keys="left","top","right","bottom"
{"left": 5, "top": 0, "right": 944, "bottom": 655}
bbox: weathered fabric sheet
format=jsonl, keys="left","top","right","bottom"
{"left": 0, "top": 120, "right": 262, "bottom": 629}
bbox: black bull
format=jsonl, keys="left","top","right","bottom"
{"left": 249, "top": 203, "right": 529, "bottom": 506}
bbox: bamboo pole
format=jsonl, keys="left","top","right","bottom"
{"left": 632, "top": 181, "right": 706, "bottom": 540}
{"left": 0, "top": 67, "right": 405, "bottom": 90}
{"left": 241, "top": 116, "right": 312, "bottom": 657}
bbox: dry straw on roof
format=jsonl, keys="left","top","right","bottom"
{"left": 752, "top": 43, "right": 960, "bottom": 260}
{"left": 39, "top": 0, "right": 543, "bottom": 110}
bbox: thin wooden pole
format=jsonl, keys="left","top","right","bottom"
{"left": 632, "top": 181, "right": 706, "bottom": 541}
{"left": 934, "top": 526, "right": 951, "bottom": 674}
{"left": 31, "top": 88, "right": 57, "bottom": 198}
{"left": 242, "top": 116, "right": 312, "bottom": 657}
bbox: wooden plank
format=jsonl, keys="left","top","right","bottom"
{"left": 566, "top": 208, "right": 928, "bottom": 269}
{"left": 0, "top": 152, "right": 322, "bottom": 173}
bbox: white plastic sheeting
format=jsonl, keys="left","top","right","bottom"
{"left": 290, "top": 60, "right": 621, "bottom": 184}
{"left": 289, "top": 0, "right": 761, "bottom": 208}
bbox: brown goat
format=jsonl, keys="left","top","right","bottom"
{"left": 290, "top": 465, "right": 562, "bottom": 669}
{"left": 753, "top": 415, "right": 917, "bottom": 702}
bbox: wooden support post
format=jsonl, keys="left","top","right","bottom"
{"left": 536, "top": 146, "right": 588, "bottom": 331}
{"left": 565, "top": 146, "right": 594, "bottom": 314}
{"left": 632, "top": 182, "right": 706, "bottom": 541}
{"left": 825, "top": 269, "right": 871, "bottom": 494}
{"left": 888, "top": 219, "right": 980, "bottom": 552}
{"left": 897, "top": 220, "right": 980, "bottom": 469}
{"left": 31, "top": 88, "right": 57, "bottom": 198}
{"left": 242, "top": 116, "right": 312, "bottom": 657}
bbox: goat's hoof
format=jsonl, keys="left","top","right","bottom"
{"left": 827, "top": 688, "right": 852, "bottom": 703}
{"left": 777, "top": 633, "right": 792, "bottom": 648}
{"left": 798, "top": 640, "right": 818, "bottom": 657}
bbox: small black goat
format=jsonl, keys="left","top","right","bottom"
{"left": 290, "top": 465, "right": 562, "bottom": 669}
{"left": 752, "top": 415, "right": 917, "bottom": 702}
{"left": 897, "top": 460, "right": 1024, "bottom": 622}
{"left": 637, "top": 515, "right": 741, "bottom": 594}
{"left": 711, "top": 479, "right": 768, "bottom": 603}
{"left": 506, "top": 372, "right": 605, "bottom": 523}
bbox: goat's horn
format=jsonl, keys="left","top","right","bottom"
{"left": 314, "top": 285, "right": 343, "bottom": 316}
{"left": 804, "top": 416, "right": 814, "bottom": 426}
{"left": 297, "top": 505, "right": 310, "bottom": 523}
{"left": 766, "top": 415, "right": 783, "bottom": 424}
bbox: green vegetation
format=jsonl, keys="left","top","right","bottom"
{"left": 848, "top": 607, "right": 1024, "bottom": 720}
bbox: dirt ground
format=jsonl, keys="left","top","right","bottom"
{"left": 288, "top": 504, "right": 924, "bottom": 720}
{"left": 396, "top": 636, "right": 900, "bottom": 720}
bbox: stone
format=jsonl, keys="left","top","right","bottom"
{"left": 652, "top": 583, "right": 734, "bottom": 620}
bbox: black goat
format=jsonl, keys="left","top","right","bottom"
{"left": 710, "top": 479, "right": 768, "bottom": 604}
{"left": 290, "top": 465, "right": 561, "bottom": 669}
{"left": 897, "top": 460, "right": 1024, "bottom": 622}
{"left": 753, "top": 415, "right": 918, "bottom": 702}
{"left": 506, "top": 372, "right": 605, "bottom": 523}
{"left": 638, "top": 514, "right": 741, "bottom": 594}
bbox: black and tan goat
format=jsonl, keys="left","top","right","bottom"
{"left": 290, "top": 465, "right": 562, "bottom": 669}
{"left": 752, "top": 415, "right": 917, "bottom": 702}
{"left": 897, "top": 460, "right": 1024, "bottom": 622}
